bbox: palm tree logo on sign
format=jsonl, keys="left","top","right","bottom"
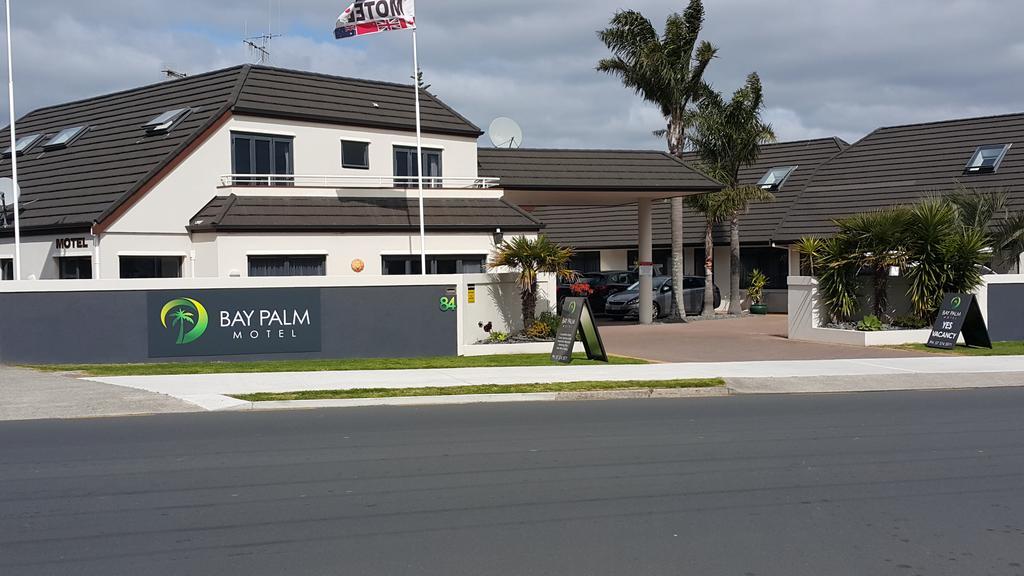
{"left": 159, "top": 298, "right": 210, "bottom": 345}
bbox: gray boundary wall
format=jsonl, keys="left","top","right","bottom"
{"left": 978, "top": 276, "right": 1024, "bottom": 340}
{"left": 0, "top": 277, "right": 462, "bottom": 364}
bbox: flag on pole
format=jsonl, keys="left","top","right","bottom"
{"left": 335, "top": 0, "right": 416, "bottom": 39}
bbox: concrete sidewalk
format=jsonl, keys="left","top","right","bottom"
{"left": 85, "top": 355, "right": 1024, "bottom": 411}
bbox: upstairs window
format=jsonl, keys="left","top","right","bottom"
{"left": 342, "top": 140, "right": 370, "bottom": 169}
{"left": 757, "top": 166, "right": 797, "bottom": 191}
{"left": 394, "top": 146, "right": 442, "bottom": 188}
{"left": 2, "top": 133, "right": 43, "bottom": 157}
{"left": 965, "top": 144, "right": 1011, "bottom": 174}
{"left": 231, "top": 132, "right": 293, "bottom": 186}
{"left": 0, "top": 258, "right": 12, "bottom": 280}
{"left": 249, "top": 255, "right": 326, "bottom": 277}
{"left": 143, "top": 108, "right": 191, "bottom": 134}
{"left": 42, "top": 126, "right": 89, "bottom": 151}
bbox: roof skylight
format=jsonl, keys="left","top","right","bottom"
{"left": 757, "top": 166, "right": 797, "bottom": 191}
{"left": 41, "top": 126, "right": 89, "bottom": 151}
{"left": 143, "top": 108, "right": 191, "bottom": 134}
{"left": 965, "top": 144, "right": 1011, "bottom": 174}
{"left": 2, "top": 133, "right": 44, "bottom": 157}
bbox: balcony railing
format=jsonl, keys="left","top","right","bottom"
{"left": 218, "top": 174, "right": 501, "bottom": 189}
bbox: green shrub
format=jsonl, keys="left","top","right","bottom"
{"left": 537, "top": 312, "right": 561, "bottom": 334}
{"left": 857, "top": 315, "right": 883, "bottom": 332}
{"left": 524, "top": 322, "right": 552, "bottom": 339}
{"left": 489, "top": 331, "right": 509, "bottom": 343}
{"left": 747, "top": 269, "right": 768, "bottom": 305}
{"left": 891, "top": 315, "right": 930, "bottom": 329}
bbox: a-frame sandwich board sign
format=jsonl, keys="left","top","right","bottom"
{"left": 551, "top": 297, "right": 609, "bottom": 364}
{"left": 926, "top": 293, "right": 992, "bottom": 350}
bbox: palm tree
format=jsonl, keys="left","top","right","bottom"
{"left": 688, "top": 72, "right": 776, "bottom": 314}
{"left": 836, "top": 208, "right": 911, "bottom": 319}
{"left": 597, "top": 0, "right": 717, "bottom": 320}
{"left": 170, "top": 308, "right": 195, "bottom": 345}
{"left": 489, "top": 236, "right": 577, "bottom": 329}
{"left": 904, "top": 200, "right": 988, "bottom": 321}
{"left": 686, "top": 191, "right": 731, "bottom": 316}
{"left": 946, "top": 185, "right": 1024, "bottom": 272}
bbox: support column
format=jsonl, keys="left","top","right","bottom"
{"left": 638, "top": 198, "right": 654, "bottom": 325}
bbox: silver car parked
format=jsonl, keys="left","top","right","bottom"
{"left": 603, "top": 276, "right": 722, "bottom": 320}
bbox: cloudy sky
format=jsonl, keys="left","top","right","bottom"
{"left": 2, "top": 1, "right": 1023, "bottom": 149}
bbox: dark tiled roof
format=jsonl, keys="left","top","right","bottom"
{"left": 0, "top": 65, "right": 480, "bottom": 234}
{"left": 477, "top": 148, "right": 722, "bottom": 191}
{"left": 234, "top": 67, "right": 481, "bottom": 137}
{"left": 189, "top": 195, "right": 542, "bottom": 233}
{"left": 530, "top": 138, "right": 847, "bottom": 249}
{"left": 775, "top": 113, "right": 1024, "bottom": 241}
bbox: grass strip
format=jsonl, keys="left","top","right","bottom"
{"left": 232, "top": 378, "right": 725, "bottom": 402}
{"left": 26, "top": 353, "right": 648, "bottom": 377}
{"left": 892, "top": 342, "right": 1024, "bottom": 356}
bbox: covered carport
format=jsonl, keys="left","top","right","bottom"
{"left": 477, "top": 148, "right": 722, "bottom": 325}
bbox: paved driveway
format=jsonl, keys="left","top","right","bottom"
{"left": 0, "top": 366, "right": 197, "bottom": 422}
{"left": 599, "top": 314, "right": 931, "bottom": 363}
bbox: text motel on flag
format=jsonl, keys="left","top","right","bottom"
{"left": 336, "top": 0, "right": 416, "bottom": 39}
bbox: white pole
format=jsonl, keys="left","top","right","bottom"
{"left": 4, "top": 0, "right": 20, "bottom": 280}
{"left": 411, "top": 29, "right": 427, "bottom": 275}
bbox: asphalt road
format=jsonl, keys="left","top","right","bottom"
{"left": 2, "top": 390, "right": 1024, "bottom": 576}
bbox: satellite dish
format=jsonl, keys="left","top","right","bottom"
{"left": 0, "top": 177, "right": 18, "bottom": 198}
{"left": 488, "top": 117, "right": 524, "bottom": 149}
{"left": 0, "top": 178, "right": 16, "bottom": 226}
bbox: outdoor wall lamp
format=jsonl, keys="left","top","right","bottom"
{"left": 493, "top": 227, "right": 504, "bottom": 244}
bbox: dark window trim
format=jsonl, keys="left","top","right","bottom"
{"left": 382, "top": 253, "right": 485, "bottom": 275}
{"left": 964, "top": 143, "right": 1012, "bottom": 175}
{"left": 393, "top": 145, "right": 443, "bottom": 188}
{"left": 248, "top": 255, "right": 327, "bottom": 277}
{"left": 2, "top": 133, "right": 44, "bottom": 157}
{"left": 41, "top": 126, "right": 90, "bottom": 151}
{"left": 118, "top": 255, "right": 184, "bottom": 279}
{"left": 230, "top": 131, "right": 295, "bottom": 186}
{"left": 341, "top": 139, "right": 371, "bottom": 170}
{"left": 757, "top": 165, "right": 798, "bottom": 191}
{"left": 56, "top": 256, "right": 93, "bottom": 280}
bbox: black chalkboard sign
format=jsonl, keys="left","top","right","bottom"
{"left": 551, "top": 297, "right": 608, "bottom": 364}
{"left": 926, "top": 293, "right": 992, "bottom": 350}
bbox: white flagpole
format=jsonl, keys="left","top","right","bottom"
{"left": 411, "top": 28, "right": 427, "bottom": 275}
{"left": 4, "top": 0, "right": 20, "bottom": 280}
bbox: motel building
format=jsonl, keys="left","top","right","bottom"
{"left": 0, "top": 64, "right": 720, "bottom": 368}
{"left": 0, "top": 65, "right": 720, "bottom": 284}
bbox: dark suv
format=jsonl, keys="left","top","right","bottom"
{"left": 557, "top": 270, "right": 638, "bottom": 313}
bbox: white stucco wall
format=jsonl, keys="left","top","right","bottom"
{"left": 0, "top": 233, "right": 96, "bottom": 280}
{"left": 107, "top": 114, "right": 481, "bottom": 236}
{"left": 208, "top": 231, "right": 524, "bottom": 278}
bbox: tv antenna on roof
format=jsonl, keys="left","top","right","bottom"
{"left": 244, "top": 32, "right": 282, "bottom": 65}
{"left": 488, "top": 117, "right": 524, "bottom": 149}
{"left": 244, "top": 1, "right": 283, "bottom": 65}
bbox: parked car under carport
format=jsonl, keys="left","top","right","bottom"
{"left": 604, "top": 276, "right": 721, "bottom": 320}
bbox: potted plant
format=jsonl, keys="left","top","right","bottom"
{"left": 747, "top": 269, "right": 769, "bottom": 315}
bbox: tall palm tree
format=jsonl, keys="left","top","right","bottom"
{"left": 688, "top": 73, "right": 776, "bottom": 314}
{"left": 489, "top": 236, "right": 577, "bottom": 329}
{"left": 686, "top": 191, "right": 731, "bottom": 316}
{"left": 597, "top": 0, "right": 717, "bottom": 320}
